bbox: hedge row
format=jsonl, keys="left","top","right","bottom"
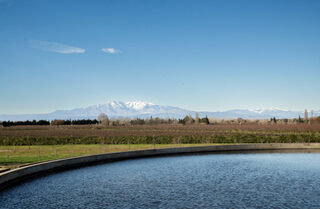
{"left": 1, "top": 133, "right": 320, "bottom": 145}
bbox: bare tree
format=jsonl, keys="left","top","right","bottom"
{"left": 98, "top": 113, "right": 109, "bottom": 126}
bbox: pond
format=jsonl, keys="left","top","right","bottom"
{"left": 1, "top": 153, "right": 320, "bottom": 208}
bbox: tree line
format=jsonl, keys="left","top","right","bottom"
{"left": 2, "top": 115, "right": 319, "bottom": 127}
{"left": 1, "top": 119, "right": 99, "bottom": 127}
{"left": 98, "top": 113, "right": 210, "bottom": 126}
{"left": 1, "top": 115, "right": 210, "bottom": 127}
{"left": 1, "top": 120, "right": 50, "bottom": 127}
{"left": 270, "top": 116, "right": 320, "bottom": 124}
{"left": 178, "top": 115, "right": 210, "bottom": 125}
{"left": 51, "top": 119, "right": 99, "bottom": 125}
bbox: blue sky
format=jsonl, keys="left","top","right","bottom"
{"left": 0, "top": 0, "right": 320, "bottom": 114}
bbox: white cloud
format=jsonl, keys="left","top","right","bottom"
{"left": 30, "top": 40, "right": 85, "bottom": 54}
{"left": 101, "top": 48, "right": 121, "bottom": 54}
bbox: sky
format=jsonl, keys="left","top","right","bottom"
{"left": 0, "top": 0, "right": 320, "bottom": 114}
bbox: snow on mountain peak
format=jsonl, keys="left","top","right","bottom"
{"left": 125, "top": 101, "right": 154, "bottom": 110}
{"left": 249, "top": 108, "right": 289, "bottom": 114}
{"left": 110, "top": 101, "right": 122, "bottom": 106}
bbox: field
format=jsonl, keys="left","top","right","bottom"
{"left": 0, "top": 144, "right": 222, "bottom": 166}
{"left": 1, "top": 123, "right": 320, "bottom": 144}
{"left": 1, "top": 124, "right": 320, "bottom": 168}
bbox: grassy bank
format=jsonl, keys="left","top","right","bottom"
{"left": 0, "top": 144, "right": 222, "bottom": 166}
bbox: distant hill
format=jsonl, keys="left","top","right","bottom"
{"left": 0, "top": 101, "right": 319, "bottom": 121}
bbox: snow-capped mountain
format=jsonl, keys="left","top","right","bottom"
{"left": 0, "top": 101, "right": 319, "bottom": 121}
{"left": 0, "top": 101, "right": 193, "bottom": 121}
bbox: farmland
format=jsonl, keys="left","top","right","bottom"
{"left": 1, "top": 124, "right": 320, "bottom": 167}
{"left": 1, "top": 123, "right": 320, "bottom": 144}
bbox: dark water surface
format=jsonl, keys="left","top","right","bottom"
{"left": 1, "top": 153, "right": 320, "bottom": 208}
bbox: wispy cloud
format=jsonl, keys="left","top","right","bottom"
{"left": 101, "top": 48, "right": 121, "bottom": 54}
{"left": 30, "top": 40, "right": 85, "bottom": 54}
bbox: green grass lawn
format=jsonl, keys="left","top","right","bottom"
{"left": 0, "top": 144, "right": 225, "bottom": 166}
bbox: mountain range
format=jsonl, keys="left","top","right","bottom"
{"left": 0, "top": 101, "right": 319, "bottom": 121}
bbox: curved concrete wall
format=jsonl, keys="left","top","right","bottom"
{"left": 1, "top": 143, "right": 320, "bottom": 191}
